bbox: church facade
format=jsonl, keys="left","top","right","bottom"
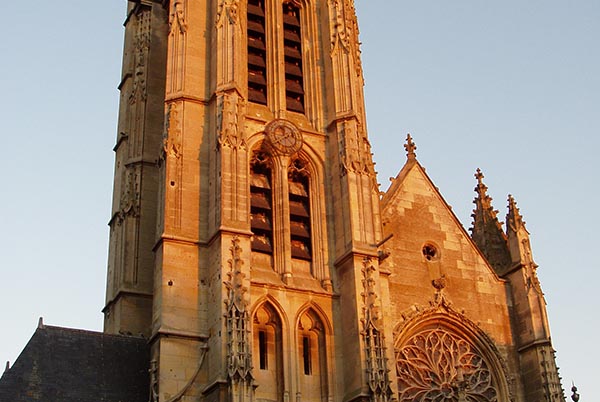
{"left": 1, "top": 1, "right": 565, "bottom": 401}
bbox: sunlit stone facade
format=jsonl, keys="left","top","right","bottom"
{"left": 103, "top": 1, "right": 564, "bottom": 401}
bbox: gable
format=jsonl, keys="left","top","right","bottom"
{"left": 381, "top": 162, "right": 513, "bottom": 346}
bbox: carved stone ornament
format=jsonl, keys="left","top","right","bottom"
{"left": 169, "top": 0, "right": 187, "bottom": 34}
{"left": 149, "top": 359, "right": 159, "bottom": 402}
{"left": 329, "top": 0, "right": 351, "bottom": 53}
{"left": 339, "top": 122, "right": 376, "bottom": 179}
{"left": 129, "top": 8, "right": 151, "bottom": 104}
{"left": 361, "top": 258, "right": 395, "bottom": 402}
{"left": 265, "top": 119, "right": 303, "bottom": 155}
{"left": 396, "top": 329, "right": 498, "bottom": 401}
{"left": 118, "top": 165, "right": 141, "bottom": 223}
{"left": 224, "top": 237, "right": 254, "bottom": 383}
{"left": 394, "top": 301, "right": 515, "bottom": 402}
{"left": 404, "top": 134, "right": 417, "bottom": 160}
{"left": 329, "top": 0, "right": 364, "bottom": 78}
{"left": 217, "top": 92, "right": 247, "bottom": 151}
{"left": 162, "top": 102, "right": 183, "bottom": 161}
{"left": 216, "top": 0, "right": 240, "bottom": 25}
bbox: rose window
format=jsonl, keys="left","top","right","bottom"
{"left": 396, "top": 328, "right": 498, "bottom": 401}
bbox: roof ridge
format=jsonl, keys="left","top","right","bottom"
{"left": 41, "top": 325, "right": 146, "bottom": 341}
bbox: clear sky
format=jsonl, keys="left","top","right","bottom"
{"left": 1, "top": 1, "right": 598, "bottom": 398}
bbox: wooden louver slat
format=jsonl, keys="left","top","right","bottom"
{"left": 249, "top": 71, "right": 267, "bottom": 86}
{"left": 251, "top": 192, "right": 272, "bottom": 209}
{"left": 285, "top": 61, "right": 302, "bottom": 77}
{"left": 247, "top": 2, "right": 265, "bottom": 17}
{"left": 285, "top": 78, "right": 304, "bottom": 95}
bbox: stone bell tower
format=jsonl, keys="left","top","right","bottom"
{"left": 104, "top": 1, "right": 394, "bottom": 402}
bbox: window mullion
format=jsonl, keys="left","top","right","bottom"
{"left": 271, "top": 157, "right": 292, "bottom": 279}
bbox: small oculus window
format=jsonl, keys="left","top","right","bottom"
{"left": 422, "top": 243, "right": 439, "bottom": 262}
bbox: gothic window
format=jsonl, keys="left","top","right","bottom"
{"left": 298, "top": 309, "right": 328, "bottom": 400}
{"left": 282, "top": 3, "right": 304, "bottom": 113}
{"left": 289, "top": 159, "right": 312, "bottom": 261}
{"left": 250, "top": 153, "right": 273, "bottom": 254}
{"left": 246, "top": 0, "right": 306, "bottom": 114}
{"left": 247, "top": 0, "right": 267, "bottom": 105}
{"left": 253, "top": 303, "right": 284, "bottom": 402}
{"left": 395, "top": 327, "right": 500, "bottom": 401}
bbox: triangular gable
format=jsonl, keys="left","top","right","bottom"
{"left": 382, "top": 159, "right": 502, "bottom": 282}
{"left": 380, "top": 159, "right": 513, "bottom": 345}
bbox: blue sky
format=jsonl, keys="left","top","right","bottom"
{"left": 1, "top": 1, "right": 598, "bottom": 398}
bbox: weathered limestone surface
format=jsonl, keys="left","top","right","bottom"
{"left": 101, "top": 2, "right": 565, "bottom": 402}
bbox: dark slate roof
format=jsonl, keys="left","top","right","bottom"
{"left": 0, "top": 324, "right": 149, "bottom": 402}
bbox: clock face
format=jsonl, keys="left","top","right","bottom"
{"left": 265, "top": 119, "right": 303, "bottom": 155}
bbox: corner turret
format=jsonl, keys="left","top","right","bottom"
{"left": 502, "top": 195, "right": 565, "bottom": 401}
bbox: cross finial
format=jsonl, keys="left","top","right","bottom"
{"left": 571, "top": 382, "right": 580, "bottom": 402}
{"left": 404, "top": 134, "right": 417, "bottom": 160}
{"left": 473, "top": 168, "right": 489, "bottom": 201}
{"left": 508, "top": 194, "right": 517, "bottom": 210}
{"left": 475, "top": 168, "right": 484, "bottom": 185}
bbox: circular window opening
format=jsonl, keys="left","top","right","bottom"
{"left": 422, "top": 244, "right": 439, "bottom": 261}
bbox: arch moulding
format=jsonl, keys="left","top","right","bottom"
{"left": 393, "top": 299, "right": 515, "bottom": 402}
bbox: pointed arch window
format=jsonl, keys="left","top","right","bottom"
{"left": 250, "top": 148, "right": 320, "bottom": 279}
{"left": 298, "top": 309, "right": 328, "bottom": 399}
{"left": 282, "top": 2, "right": 304, "bottom": 113}
{"left": 253, "top": 303, "right": 284, "bottom": 401}
{"left": 250, "top": 153, "right": 273, "bottom": 254}
{"left": 289, "top": 159, "right": 311, "bottom": 261}
{"left": 247, "top": 0, "right": 268, "bottom": 105}
{"left": 246, "top": 0, "right": 306, "bottom": 114}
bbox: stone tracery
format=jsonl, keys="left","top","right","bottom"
{"left": 393, "top": 294, "right": 512, "bottom": 402}
{"left": 396, "top": 328, "right": 498, "bottom": 402}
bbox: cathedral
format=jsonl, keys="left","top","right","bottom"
{"left": 1, "top": 1, "right": 566, "bottom": 401}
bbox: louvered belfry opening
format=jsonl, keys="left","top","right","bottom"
{"left": 289, "top": 159, "right": 311, "bottom": 261}
{"left": 251, "top": 153, "right": 273, "bottom": 254}
{"left": 248, "top": 0, "right": 268, "bottom": 105}
{"left": 282, "top": 3, "right": 304, "bottom": 113}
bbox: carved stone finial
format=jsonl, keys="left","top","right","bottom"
{"left": 506, "top": 194, "right": 526, "bottom": 233}
{"left": 475, "top": 168, "right": 484, "bottom": 185}
{"left": 224, "top": 237, "right": 254, "bottom": 389}
{"left": 360, "top": 258, "right": 394, "bottom": 402}
{"left": 571, "top": 383, "right": 580, "bottom": 402}
{"left": 37, "top": 317, "right": 44, "bottom": 329}
{"left": 473, "top": 168, "right": 490, "bottom": 202}
{"left": 404, "top": 134, "right": 417, "bottom": 160}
